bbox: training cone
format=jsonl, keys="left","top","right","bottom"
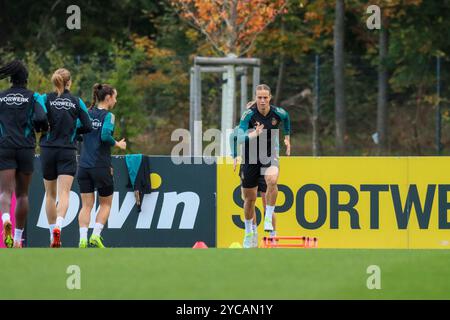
{"left": 192, "top": 241, "right": 208, "bottom": 249}
{"left": 229, "top": 242, "right": 242, "bottom": 249}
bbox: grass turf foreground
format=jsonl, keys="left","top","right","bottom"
{"left": 0, "top": 248, "right": 449, "bottom": 300}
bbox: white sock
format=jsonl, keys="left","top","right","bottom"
{"left": 49, "top": 224, "right": 56, "bottom": 241}
{"left": 2, "top": 213, "right": 10, "bottom": 224}
{"left": 265, "top": 206, "right": 275, "bottom": 220}
{"left": 93, "top": 223, "right": 104, "bottom": 237}
{"left": 252, "top": 222, "right": 258, "bottom": 235}
{"left": 56, "top": 216, "right": 64, "bottom": 229}
{"left": 80, "top": 227, "right": 88, "bottom": 241}
{"left": 244, "top": 219, "right": 253, "bottom": 234}
{"left": 270, "top": 230, "right": 277, "bottom": 237}
{"left": 14, "top": 228, "right": 23, "bottom": 243}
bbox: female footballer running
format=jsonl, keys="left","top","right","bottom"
{"left": 77, "top": 83, "right": 126, "bottom": 248}
{"left": 40, "top": 68, "right": 92, "bottom": 247}
{"left": 0, "top": 60, "right": 48, "bottom": 248}
{"left": 230, "top": 100, "right": 277, "bottom": 248}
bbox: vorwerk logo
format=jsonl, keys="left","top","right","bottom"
{"left": 92, "top": 119, "right": 102, "bottom": 130}
{"left": 0, "top": 93, "right": 29, "bottom": 105}
{"left": 50, "top": 98, "right": 76, "bottom": 110}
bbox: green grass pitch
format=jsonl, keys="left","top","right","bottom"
{"left": 1, "top": 248, "right": 449, "bottom": 299}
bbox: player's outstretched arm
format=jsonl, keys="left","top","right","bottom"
{"left": 229, "top": 126, "right": 239, "bottom": 158}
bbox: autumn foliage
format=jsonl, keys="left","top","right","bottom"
{"left": 171, "top": 0, "right": 287, "bottom": 56}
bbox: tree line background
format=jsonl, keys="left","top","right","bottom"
{"left": 0, "top": 0, "right": 448, "bottom": 156}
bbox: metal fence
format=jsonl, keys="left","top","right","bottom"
{"left": 191, "top": 52, "right": 448, "bottom": 156}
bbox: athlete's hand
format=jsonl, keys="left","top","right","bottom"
{"left": 233, "top": 157, "right": 238, "bottom": 172}
{"left": 255, "top": 122, "right": 264, "bottom": 135}
{"left": 115, "top": 138, "right": 127, "bottom": 150}
{"left": 249, "top": 122, "right": 264, "bottom": 139}
{"left": 284, "top": 136, "right": 291, "bottom": 156}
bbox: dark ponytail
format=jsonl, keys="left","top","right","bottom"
{"left": 90, "top": 83, "right": 115, "bottom": 108}
{"left": 0, "top": 60, "right": 28, "bottom": 86}
{"left": 90, "top": 83, "right": 101, "bottom": 108}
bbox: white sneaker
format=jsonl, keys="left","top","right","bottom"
{"left": 264, "top": 216, "right": 273, "bottom": 232}
{"left": 243, "top": 232, "right": 254, "bottom": 248}
{"left": 252, "top": 233, "right": 259, "bottom": 248}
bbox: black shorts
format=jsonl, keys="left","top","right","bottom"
{"left": 257, "top": 176, "right": 267, "bottom": 193}
{"left": 0, "top": 148, "right": 34, "bottom": 174}
{"left": 77, "top": 167, "right": 114, "bottom": 197}
{"left": 40, "top": 147, "right": 77, "bottom": 180}
{"left": 239, "top": 165, "right": 267, "bottom": 192}
{"left": 240, "top": 158, "right": 279, "bottom": 189}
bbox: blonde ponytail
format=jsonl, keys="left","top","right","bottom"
{"left": 51, "top": 68, "right": 71, "bottom": 96}
{"left": 246, "top": 100, "right": 256, "bottom": 109}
